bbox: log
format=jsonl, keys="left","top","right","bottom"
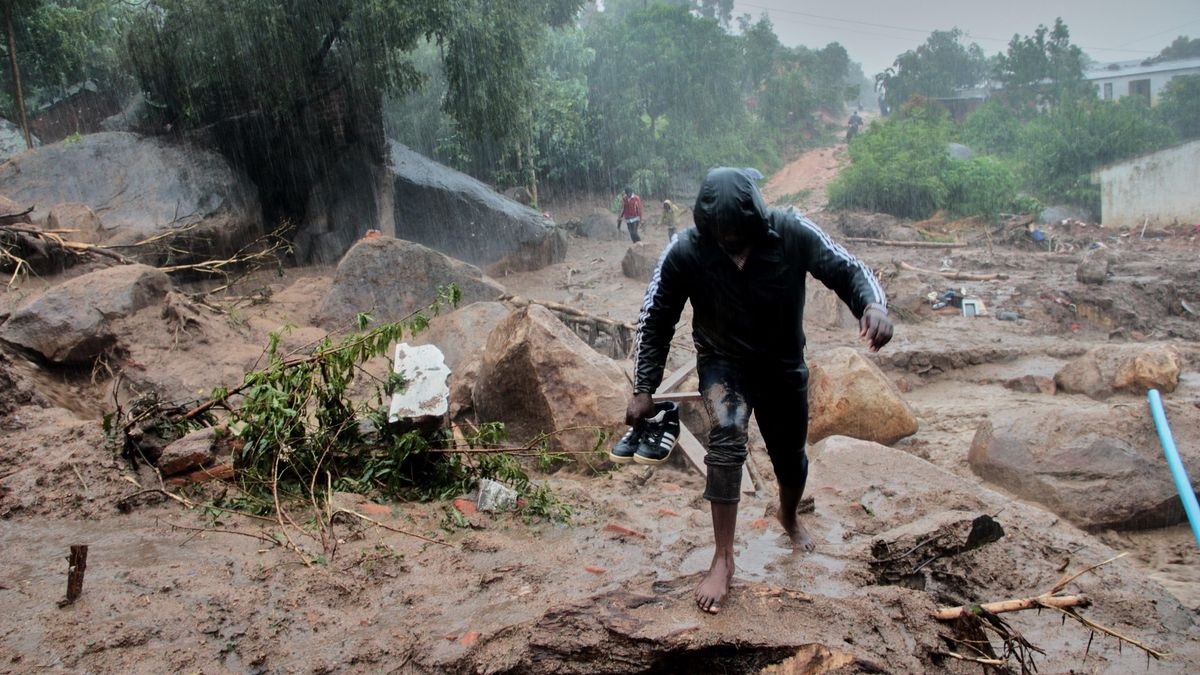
{"left": 58, "top": 544, "right": 88, "bottom": 607}
{"left": 845, "top": 237, "right": 968, "bottom": 248}
{"left": 897, "top": 261, "right": 1009, "bottom": 281}
{"left": 934, "top": 594, "right": 1091, "bottom": 621}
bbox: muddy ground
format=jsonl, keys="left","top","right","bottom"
{"left": 2, "top": 145, "right": 1200, "bottom": 673}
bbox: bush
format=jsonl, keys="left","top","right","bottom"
{"left": 1157, "top": 74, "right": 1200, "bottom": 141}
{"left": 944, "top": 156, "right": 1021, "bottom": 220}
{"left": 1017, "top": 98, "right": 1172, "bottom": 211}
{"left": 960, "top": 100, "right": 1023, "bottom": 156}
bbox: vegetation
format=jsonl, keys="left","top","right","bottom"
{"left": 833, "top": 21, "right": 1187, "bottom": 221}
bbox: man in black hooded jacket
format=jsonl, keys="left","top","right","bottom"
{"left": 625, "top": 167, "right": 893, "bottom": 614}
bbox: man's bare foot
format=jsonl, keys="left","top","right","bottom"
{"left": 695, "top": 552, "right": 734, "bottom": 614}
{"left": 778, "top": 510, "right": 816, "bottom": 552}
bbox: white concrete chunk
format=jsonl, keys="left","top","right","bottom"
{"left": 388, "top": 343, "right": 452, "bottom": 423}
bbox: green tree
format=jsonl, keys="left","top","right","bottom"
{"left": 128, "top": 0, "right": 582, "bottom": 221}
{"left": 1157, "top": 73, "right": 1200, "bottom": 140}
{"left": 960, "top": 100, "right": 1023, "bottom": 156}
{"left": 1, "top": 0, "right": 136, "bottom": 145}
{"left": 828, "top": 101, "right": 956, "bottom": 218}
{"left": 875, "top": 29, "right": 988, "bottom": 114}
{"left": 1018, "top": 98, "right": 1172, "bottom": 210}
{"left": 1147, "top": 35, "right": 1200, "bottom": 63}
{"left": 992, "top": 18, "right": 1089, "bottom": 110}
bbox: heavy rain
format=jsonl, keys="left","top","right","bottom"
{"left": 1, "top": 0, "right": 1199, "bottom": 672}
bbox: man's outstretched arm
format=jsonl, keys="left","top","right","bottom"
{"left": 628, "top": 242, "right": 688, "bottom": 423}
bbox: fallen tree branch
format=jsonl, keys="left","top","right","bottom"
{"left": 934, "top": 594, "right": 1091, "bottom": 620}
{"left": 1045, "top": 606, "right": 1168, "bottom": 660}
{"left": 897, "top": 261, "right": 1009, "bottom": 281}
{"left": 845, "top": 237, "right": 968, "bottom": 248}
{"left": 333, "top": 509, "right": 455, "bottom": 548}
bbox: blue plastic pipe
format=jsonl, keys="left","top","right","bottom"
{"left": 1147, "top": 389, "right": 1200, "bottom": 549}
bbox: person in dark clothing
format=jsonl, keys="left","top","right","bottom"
{"left": 624, "top": 167, "right": 893, "bottom": 614}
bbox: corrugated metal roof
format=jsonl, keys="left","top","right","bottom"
{"left": 1085, "top": 57, "right": 1200, "bottom": 80}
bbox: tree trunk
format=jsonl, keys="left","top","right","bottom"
{"left": 5, "top": 5, "right": 33, "bottom": 149}
{"left": 525, "top": 135, "right": 538, "bottom": 208}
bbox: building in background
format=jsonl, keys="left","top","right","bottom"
{"left": 1085, "top": 57, "right": 1200, "bottom": 106}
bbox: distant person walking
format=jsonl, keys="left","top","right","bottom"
{"left": 618, "top": 186, "right": 643, "bottom": 243}
{"left": 660, "top": 199, "right": 686, "bottom": 243}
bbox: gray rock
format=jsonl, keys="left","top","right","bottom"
{"left": 158, "top": 427, "right": 219, "bottom": 477}
{"left": 316, "top": 235, "right": 505, "bottom": 328}
{"left": 620, "top": 242, "right": 658, "bottom": 283}
{"left": 472, "top": 305, "right": 626, "bottom": 468}
{"left": 46, "top": 203, "right": 107, "bottom": 244}
{"left": 807, "top": 347, "right": 919, "bottom": 445}
{"left": 1055, "top": 345, "right": 1181, "bottom": 400}
{"left": 0, "top": 132, "right": 262, "bottom": 262}
{"left": 388, "top": 142, "right": 561, "bottom": 268}
{"left": 1076, "top": 250, "right": 1110, "bottom": 284}
{"left": 409, "top": 301, "right": 510, "bottom": 371}
{"left": 946, "top": 142, "right": 974, "bottom": 161}
{"left": 0, "top": 264, "right": 170, "bottom": 363}
{"left": 563, "top": 210, "right": 626, "bottom": 241}
{"left": 969, "top": 402, "right": 1200, "bottom": 531}
{"left": 0, "top": 117, "right": 38, "bottom": 162}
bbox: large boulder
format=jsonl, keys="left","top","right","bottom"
{"left": 0, "top": 117, "right": 37, "bottom": 162}
{"left": 1055, "top": 345, "right": 1181, "bottom": 400}
{"left": 388, "top": 142, "right": 563, "bottom": 269}
{"left": 620, "top": 242, "right": 659, "bottom": 283}
{"left": 472, "top": 305, "right": 626, "bottom": 466}
{"left": 0, "top": 264, "right": 170, "bottom": 363}
{"left": 807, "top": 347, "right": 919, "bottom": 445}
{"left": 968, "top": 401, "right": 1200, "bottom": 531}
{"left": 0, "top": 132, "right": 262, "bottom": 261}
{"left": 47, "top": 202, "right": 107, "bottom": 244}
{"left": 804, "top": 282, "right": 859, "bottom": 331}
{"left": 409, "top": 301, "right": 510, "bottom": 371}
{"left": 562, "top": 210, "right": 625, "bottom": 241}
{"left": 316, "top": 235, "right": 505, "bottom": 328}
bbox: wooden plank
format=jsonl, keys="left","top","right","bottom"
{"left": 657, "top": 357, "right": 697, "bottom": 394}
{"left": 653, "top": 391, "right": 701, "bottom": 403}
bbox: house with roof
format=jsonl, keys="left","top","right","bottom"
{"left": 1085, "top": 57, "right": 1200, "bottom": 105}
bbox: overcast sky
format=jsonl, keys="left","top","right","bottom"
{"left": 732, "top": 0, "right": 1200, "bottom": 77}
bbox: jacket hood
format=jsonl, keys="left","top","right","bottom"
{"left": 692, "top": 167, "right": 770, "bottom": 242}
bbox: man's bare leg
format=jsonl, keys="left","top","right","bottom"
{"left": 778, "top": 484, "right": 815, "bottom": 552}
{"left": 696, "top": 501, "right": 737, "bottom": 614}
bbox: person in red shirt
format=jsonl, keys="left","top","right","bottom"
{"left": 618, "top": 186, "right": 643, "bottom": 243}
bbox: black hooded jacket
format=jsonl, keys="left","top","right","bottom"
{"left": 632, "top": 167, "right": 887, "bottom": 393}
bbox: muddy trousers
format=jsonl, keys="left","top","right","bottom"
{"left": 698, "top": 356, "right": 810, "bottom": 503}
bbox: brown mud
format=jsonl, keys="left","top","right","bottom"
{"left": 2, "top": 145, "right": 1200, "bottom": 673}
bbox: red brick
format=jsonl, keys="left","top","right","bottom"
{"left": 460, "top": 630, "right": 480, "bottom": 647}
{"left": 453, "top": 498, "right": 477, "bottom": 515}
{"left": 603, "top": 523, "right": 647, "bottom": 539}
{"left": 657, "top": 508, "right": 680, "bottom": 517}
{"left": 749, "top": 518, "right": 769, "bottom": 531}
{"left": 659, "top": 482, "right": 681, "bottom": 493}
{"left": 186, "top": 463, "right": 236, "bottom": 483}
{"left": 584, "top": 565, "right": 607, "bottom": 575}
{"left": 357, "top": 502, "right": 391, "bottom": 517}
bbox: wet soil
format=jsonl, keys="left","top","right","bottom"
{"left": 2, "top": 146, "right": 1200, "bottom": 673}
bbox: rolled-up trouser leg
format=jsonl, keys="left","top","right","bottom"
{"left": 699, "top": 357, "right": 751, "bottom": 503}
{"left": 752, "top": 367, "right": 810, "bottom": 493}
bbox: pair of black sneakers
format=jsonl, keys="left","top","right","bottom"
{"left": 609, "top": 401, "right": 680, "bottom": 465}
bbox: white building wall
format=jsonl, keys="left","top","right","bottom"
{"left": 1092, "top": 72, "right": 1183, "bottom": 104}
{"left": 1096, "top": 140, "right": 1200, "bottom": 227}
